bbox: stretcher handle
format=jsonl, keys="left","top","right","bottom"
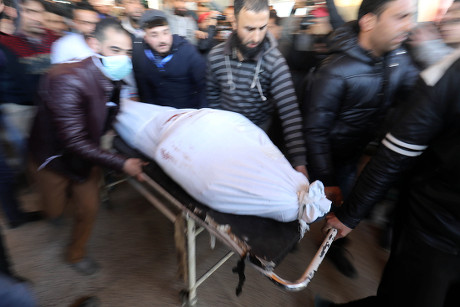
{"left": 256, "top": 228, "right": 337, "bottom": 291}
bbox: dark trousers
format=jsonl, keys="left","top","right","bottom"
{"left": 330, "top": 161, "right": 358, "bottom": 248}
{"left": 335, "top": 227, "right": 460, "bottom": 307}
{"left": 0, "top": 142, "right": 23, "bottom": 226}
{"left": 0, "top": 225, "right": 12, "bottom": 276}
{"left": 0, "top": 226, "right": 37, "bottom": 306}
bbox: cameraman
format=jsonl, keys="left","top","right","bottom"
{"left": 197, "top": 10, "right": 221, "bottom": 56}
{"left": 283, "top": 6, "right": 334, "bottom": 100}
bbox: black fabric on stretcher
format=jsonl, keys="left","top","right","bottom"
{"left": 113, "top": 136, "right": 302, "bottom": 268}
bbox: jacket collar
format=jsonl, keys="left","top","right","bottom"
{"left": 89, "top": 56, "right": 113, "bottom": 93}
{"left": 142, "top": 34, "right": 185, "bottom": 58}
{"left": 330, "top": 21, "right": 408, "bottom": 65}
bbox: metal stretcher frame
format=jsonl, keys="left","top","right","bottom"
{"left": 111, "top": 137, "right": 337, "bottom": 306}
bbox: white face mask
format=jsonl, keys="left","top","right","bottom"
{"left": 184, "top": 1, "right": 197, "bottom": 11}
{"left": 99, "top": 55, "right": 132, "bottom": 81}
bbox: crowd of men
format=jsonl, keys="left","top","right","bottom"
{"left": 1, "top": 0, "right": 460, "bottom": 306}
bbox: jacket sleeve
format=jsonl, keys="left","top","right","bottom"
{"left": 186, "top": 17, "right": 198, "bottom": 45}
{"left": 206, "top": 50, "right": 222, "bottom": 108}
{"left": 325, "top": 0, "right": 345, "bottom": 30}
{"left": 303, "top": 66, "right": 346, "bottom": 185}
{"left": 189, "top": 45, "right": 208, "bottom": 108}
{"left": 132, "top": 42, "right": 156, "bottom": 104}
{"left": 410, "top": 39, "right": 454, "bottom": 69}
{"left": 270, "top": 55, "right": 307, "bottom": 167}
{"left": 335, "top": 74, "right": 448, "bottom": 229}
{"left": 43, "top": 73, "right": 126, "bottom": 171}
{"left": 197, "top": 25, "right": 216, "bottom": 54}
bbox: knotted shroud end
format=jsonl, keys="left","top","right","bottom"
{"left": 297, "top": 181, "right": 332, "bottom": 237}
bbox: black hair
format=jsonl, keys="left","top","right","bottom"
{"left": 142, "top": 16, "right": 168, "bottom": 30}
{"left": 43, "top": 1, "right": 73, "bottom": 19}
{"left": 121, "top": 0, "right": 147, "bottom": 7}
{"left": 72, "top": 1, "right": 98, "bottom": 16}
{"left": 234, "top": 0, "right": 269, "bottom": 18}
{"left": 358, "top": 0, "right": 395, "bottom": 21}
{"left": 269, "top": 8, "right": 281, "bottom": 26}
{"left": 18, "top": 0, "right": 45, "bottom": 6}
{"left": 94, "top": 17, "right": 130, "bottom": 42}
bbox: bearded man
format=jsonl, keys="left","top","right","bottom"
{"left": 206, "top": 0, "right": 308, "bottom": 178}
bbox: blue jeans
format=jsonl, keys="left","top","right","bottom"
{"left": 0, "top": 273, "right": 37, "bottom": 307}
{"left": 0, "top": 109, "right": 27, "bottom": 169}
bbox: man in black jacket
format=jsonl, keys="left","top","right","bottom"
{"left": 303, "top": 0, "right": 419, "bottom": 277}
{"left": 322, "top": 48, "right": 460, "bottom": 307}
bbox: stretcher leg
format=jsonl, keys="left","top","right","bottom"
{"left": 186, "top": 215, "right": 197, "bottom": 306}
{"left": 175, "top": 217, "right": 187, "bottom": 283}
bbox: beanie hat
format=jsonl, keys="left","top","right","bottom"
{"left": 198, "top": 12, "right": 211, "bottom": 24}
{"left": 139, "top": 9, "right": 169, "bottom": 29}
{"left": 310, "top": 7, "right": 329, "bottom": 18}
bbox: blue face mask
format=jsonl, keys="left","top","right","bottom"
{"left": 100, "top": 55, "right": 132, "bottom": 81}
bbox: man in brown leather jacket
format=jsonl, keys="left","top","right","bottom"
{"left": 29, "top": 18, "right": 145, "bottom": 275}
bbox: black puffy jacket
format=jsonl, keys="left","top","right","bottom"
{"left": 337, "top": 53, "right": 460, "bottom": 255}
{"left": 303, "top": 21, "right": 419, "bottom": 186}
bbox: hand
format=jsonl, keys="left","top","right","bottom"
{"left": 408, "top": 22, "right": 441, "bottom": 46}
{"left": 324, "top": 186, "right": 343, "bottom": 207}
{"left": 294, "top": 165, "right": 310, "bottom": 180}
{"left": 4, "top": 5, "right": 18, "bottom": 19}
{"left": 123, "top": 158, "right": 148, "bottom": 181}
{"left": 195, "top": 30, "right": 208, "bottom": 39}
{"left": 322, "top": 212, "right": 352, "bottom": 240}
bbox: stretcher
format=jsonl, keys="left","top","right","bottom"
{"left": 111, "top": 136, "right": 336, "bottom": 306}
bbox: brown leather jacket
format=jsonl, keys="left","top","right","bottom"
{"left": 29, "top": 57, "right": 126, "bottom": 181}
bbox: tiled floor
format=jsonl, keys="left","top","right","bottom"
{"left": 3, "top": 181, "right": 389, "bottom": 307}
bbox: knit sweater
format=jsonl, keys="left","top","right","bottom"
{"left": 206, "top": 32, "right": 307, "bottom": 167}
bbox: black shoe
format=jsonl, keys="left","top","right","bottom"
{"left": 70, "top": 257, "right": 100, "bottom": 276}
{"left": 326, "top": 244, "right": 358, "bottom": 279}
{"left": 9, "top": 211, "right": 44, "bottom": 228}
{"left": 380, "top": 223, "right": 393, "bottom": 251}
{"left": 71, "top": 296, "right": 100, "bottom": 307}
{"left": 315, "top": 295, "right": 333, "bottom": 307}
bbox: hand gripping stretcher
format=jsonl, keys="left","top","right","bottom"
{"left": 110, "top": 136, "right": 337, "bottom": 306}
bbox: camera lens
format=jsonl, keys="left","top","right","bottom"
{"left": 216, "top": 14, "right": 226, "bottom": 21}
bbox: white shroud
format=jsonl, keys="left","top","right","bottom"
{"left": 114, "top": 99, "right": 331, "bottom": 230}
